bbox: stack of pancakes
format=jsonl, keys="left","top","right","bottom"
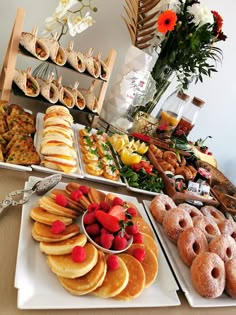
{"left": 40, "top": 105, "right": 78, "bottom": 173}
{"left": 30, "top": 182, "right": 159, "bottom": 300}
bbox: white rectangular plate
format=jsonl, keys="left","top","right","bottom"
{"left": 0, "top": 161, "right": 32, "bottom": 172}
{"left": 32, "top": 113, "right": 84, "bottom": 179}
{"left": 14, "top": 176, "right": 180, "bottom": 309}
{"left": 75, "top": 123, "right": 126, "bottom": 187}
{"left": 142, "top": 200, "right": 236, "bottom": 308}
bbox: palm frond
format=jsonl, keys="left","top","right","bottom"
{"left": 122, "top": 0, "right": 161, "bottom": 50}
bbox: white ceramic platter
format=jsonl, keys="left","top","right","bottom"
{"left": 14, "top": 176, "right": 180, "bottom": 309}
{"left": 32, "top": 113, "right": 84, "bottom": 179}
{"left": 74, "top": 123, "right": 126, "bottom": 187}
{"left": 142, "top": 200, "right": 236, "bottom": 308}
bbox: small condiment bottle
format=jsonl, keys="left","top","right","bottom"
{"left": 172, "top": 97, "right": 205, "bottom": 137}
{"left": 155, "top": 91, "right": 190, "bottom": 139}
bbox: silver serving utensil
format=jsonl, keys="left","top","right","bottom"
{"left": 0, "top": 174, "right": 62, "bottom": 215}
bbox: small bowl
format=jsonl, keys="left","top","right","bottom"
{"left": 81, "top": 211, "right": 133, "bottom": 254}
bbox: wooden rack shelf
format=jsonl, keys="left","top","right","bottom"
{"left": 0, "top": 8, "right": 117, "bottom": 127}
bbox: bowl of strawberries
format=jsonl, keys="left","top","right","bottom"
{"left": 81, "top": 197, "right": 139, "bottom": 254}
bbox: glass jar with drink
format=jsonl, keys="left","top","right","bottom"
{"left": 155, "top": 91, "right": 190, "bottom": 139}
{"left": 172, "top": 97, "right": 205, "bottom": 138}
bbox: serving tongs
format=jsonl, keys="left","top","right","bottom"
{"left": 0, "top": 174, "right": 62, "bottom": 215}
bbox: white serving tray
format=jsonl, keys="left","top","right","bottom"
{"left": 75, "top": 123, "right": 126, "bottom": 187}
{"left": 124, "top": 176, "right": 160, "bottom": 197}
{"left": 32, "top": 113, "right": 84, "bottom": 179}
{"left": 14, "top": 176, "right": 180, "bottom": 309}
{"left": 142, "top": 200, "right": 236, "bottom": 308}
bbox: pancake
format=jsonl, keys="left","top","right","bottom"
{"left": 138, "top": 232, "right": 158, "bottom": 257}
{"left": 30, "top": 206, "right": 73, "bottom": 226}
{"left": 65, "top": 183, "right": 91, "bottom": 209}
{"left": 47, "top": 242, "right": 98, "bottom": 278}
{"left": 132, "top": 217, "right": 155, "bottom": 239}
{"left": 58, "top": 251, "right": 107, "bottom": 295}
{"left": 39, "top": 196, "right": 78, "bottom": 218}
{"left": 88, "top": 187, "right": 106, "bottom": 204}
{"left": 125, "top": 243, "right": 158, "bottom": 288}
{"left": 115, "top": 253, "right": 145, "bottom": 300}
{"left": 32, "top": 221, "right": 80, "bottom": 242}
{"left": 39, "top": 233, "right": 87, "bottom": 255}
{"left": 50, "top": 189, "right": 84, "bottom": 213}
{"left": 92, "top": 255, "right": 129, "bottom": 298}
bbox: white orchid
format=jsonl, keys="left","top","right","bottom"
{"left": 55, "top": 0, "right": 78, "bottom": 18}
{"left": 67, "top": 12, "right": 95, "bottom": 36}
{"left": 42, "top": 0, "right": 97, "bottom": 40}
{"left": 187, "top": 3, "right": 214, "bottom": 28}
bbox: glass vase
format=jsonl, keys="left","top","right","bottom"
{"left": 139, "top": 61, "right": 173, "bottom": 114}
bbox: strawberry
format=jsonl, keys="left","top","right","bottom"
{"left": 108, "top": 205, "right": 125, "bottom": 220}
{"left": 95, "top": 210, "right": 120, "bottom": 233}
{"left": 112, "top": 197, "right": 124, "bottom": 206}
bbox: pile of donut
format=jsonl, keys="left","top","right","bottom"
{"left": 149, "top": 193, "right": 236, "bottom": 299}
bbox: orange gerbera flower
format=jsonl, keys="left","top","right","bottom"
{"left": 157, "top": 10, "right": 177, "bottom": 34}
{"left": 212, "top": 10, "right": 223, "bottom": 33}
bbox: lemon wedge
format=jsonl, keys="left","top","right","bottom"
{"left": 135, "top": 141, "right": 148, "bottom": 154}
{"left": 120, "top": 148, "right": 142, "bottom": 165}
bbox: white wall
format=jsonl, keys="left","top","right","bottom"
{"left": 0, "top": 0, "right": 235, "bottom": 184}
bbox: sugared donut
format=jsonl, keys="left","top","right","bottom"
{"left": 200, "top": 206, "right": 225, "bottom": 223}
{"left": 218, "top": 219, "right": 236, "bottom": 241}
{"left": 193, "top": 216, "right": 221, "bottom": 241}
{"left": 177, "top": 227, "right": 208, "bottom": 266}
{"left": 162, "top": 208, "right": 193, "bottom": 243}
{"left": 191, "top": 252, "right": 225, "bottom": 298}
{"left": 178, "top": 203, "right": 203, "bottom": 219}
{"left": 209, "top": 234, "right": 236, "bottom": 262}
{"left": 149, "top": 193, "right": 176, "bottom": 224}
{"left": 225, "top": 258, "right": 236, "bottom": 298}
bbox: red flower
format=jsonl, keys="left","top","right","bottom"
{"left": 157, "top": 10, "right": 177, "bottom": 34}
{"left": 212, "top": 10, "right": 223, "bottom": 33}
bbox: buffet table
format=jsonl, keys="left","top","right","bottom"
{"left": 0, "top": 168, "right": 235, "bottom": 315}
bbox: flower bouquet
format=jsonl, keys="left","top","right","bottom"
{"left": 123, "top": 0, "right": 227, "bottom": 113}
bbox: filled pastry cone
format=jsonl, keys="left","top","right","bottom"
{"left": 66, "top": 82, "right": 86, "bottom": 110}
{"left": 40, "top": 34, "right": 67, "bottom": 66}
{"left": 13, "top": 67, "right": 40, "bottom": 97}
{"left": 66, "top": 41, "right": 86, "bottom": 73}
{"left": 96, "top": 51, "right": 110, "bottom": 80}
{"left": 20, "top": 28, "right": 49, "bottom": 61}
{"left": 53, "top": 77, "right": 75, "bottom": 109}
{"left": 79, "top": 81, "right": 98, "bottom": 113}
{"left": 84, "top": 48, "right": 101, "bottom": 79}
{"left": 36, "top": 75, "right": 59, "bottom": 104}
